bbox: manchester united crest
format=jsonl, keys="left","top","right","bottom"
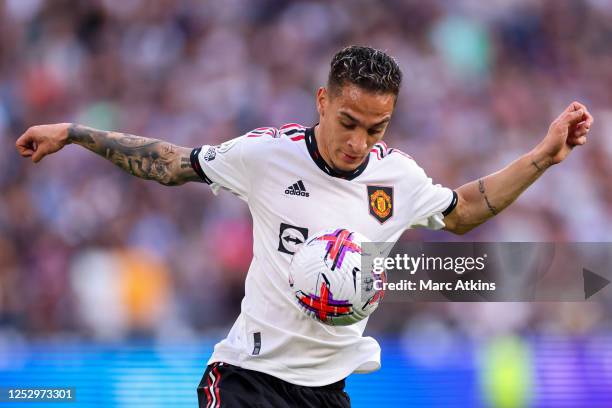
{"left": 367, "top": 185, "right": 394, "bottom": 224}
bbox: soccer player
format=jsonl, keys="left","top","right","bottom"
{"left": 16, "top": 46, "right": 593, "bottom": 407}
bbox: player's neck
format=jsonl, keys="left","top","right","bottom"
{"left": 313, "top": 125, "right": 333, "bottom": 169}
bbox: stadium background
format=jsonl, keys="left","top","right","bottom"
{"left": 1, "top": 0, "right": 612, "bottom": 406}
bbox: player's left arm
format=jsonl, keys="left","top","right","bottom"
{"left": 443, "top": 101, "right": 594, "bottom": 235}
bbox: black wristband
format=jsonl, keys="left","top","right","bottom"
{"left": 442, "top": 191, "right": 458, "bottom": 216}
{"left": 190, "top": 147, "right": 213, "bottom": 184}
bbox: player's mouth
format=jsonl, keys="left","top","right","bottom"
{"left": 341, "top": 152, "right": 360, "bottom": 164}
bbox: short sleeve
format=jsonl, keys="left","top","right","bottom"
{"left": 190, "top": 135, "right": 251, "bottom": 201}
{"left": 407, "top": 164, "right": 457, "bottom": 230}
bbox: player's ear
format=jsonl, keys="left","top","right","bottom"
{"left": 316, "top": 87, "right": 328, "bottom": 117}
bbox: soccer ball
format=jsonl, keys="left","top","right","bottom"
{"left": 288, "top": 228, "right": 385, "bottom": 326}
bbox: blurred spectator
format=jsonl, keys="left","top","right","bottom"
{"left": 1, "top": 0, "right": 611, "bottom": 339}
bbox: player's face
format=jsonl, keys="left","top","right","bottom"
{"left": 316, "top": 84, "right": 395, "bottom": 172}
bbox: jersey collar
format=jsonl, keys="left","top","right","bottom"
{"left": 305, "top": 126, "right": 370, "bottom": 181}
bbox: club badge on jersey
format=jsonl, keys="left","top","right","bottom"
{"left": 367, "top": 185, "right": 394, "bottom": 224}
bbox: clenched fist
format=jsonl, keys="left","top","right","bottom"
{"left": 535, "top": 101, "right": 594, "bottom": 166}
{"left": 15, "top": 123, "right": 71, "bottom": 163}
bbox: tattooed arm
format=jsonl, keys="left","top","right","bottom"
{"left": 16, "top": 123, "right": 202, "bottom": 186}
{"left": 443, "top": 101, "right": 594, "bottom": 235}
{"left": 442, "top": 153, "right": 552, "bottom": 234}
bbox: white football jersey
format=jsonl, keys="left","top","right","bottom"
{"left": 191, "top": 123, "right": 457, "bottom": 386}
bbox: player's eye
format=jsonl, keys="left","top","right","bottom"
{"left": 368, "top": 128, "right": 383, "bottom": 136}
{"left": 341, "top": 122, "right": 356, "bottom": 130}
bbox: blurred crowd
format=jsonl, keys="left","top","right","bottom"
{"left": 1, "top": 0, "right": 612, "bottom": 340}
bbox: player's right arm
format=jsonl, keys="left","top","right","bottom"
{"left": 15, "top": 123, "right": 202, "bottom": 186}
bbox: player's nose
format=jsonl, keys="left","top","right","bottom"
{"left": 346, "top": 131, "right": 368, "bottom": 156}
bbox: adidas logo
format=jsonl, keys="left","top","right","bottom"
{"left": 285, "top": 180, "right": 310, "bottom": 197}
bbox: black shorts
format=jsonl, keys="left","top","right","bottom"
{"left": 197, "top": 362, "right": 351, "bottom": 408}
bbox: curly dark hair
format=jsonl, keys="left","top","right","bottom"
{"left": 328, "top": 45, "right": 402, "bottom": 96}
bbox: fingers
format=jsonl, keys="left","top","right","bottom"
{"left": 567, "top": 101, "right": 584, "bottom": 112}
{"left": 16, "top": 127, "right": 46, "bottom": 162}
{"left": 31, "top": 144, "right": 48, "bottom": 163}
{"left": 556, "top": 102, "right": 592, "bottom": 150}
{"left": 15, "top": 143, "right": 34, "bottom": 157}
{"left": 574, "top": 121, "right": 590, "bottom": 137}
{"left": 583, "top": 109, "right": 594, "bottom": 128}
{"left": 15, "top": 130, "right": 36, "bottom": 157}
{"left": 565, "top": 101, "right": 594, "bottom": 127}
{"left": 568, "top": 119, "right": 588, "bottom": 147}
{"left": 569, "top": 135, "right": 587, "bottom": 146}
{"left": 563, "top": 107, "right": 586, "bottom": 125}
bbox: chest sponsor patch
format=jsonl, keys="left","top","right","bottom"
{"left": 367, "top": 185, "right": 394, "bottom": 224}
{"left": 278, "top": 223, "right": 309, "bottom": 255}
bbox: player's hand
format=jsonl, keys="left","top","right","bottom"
{"left": 535, "top": 101, "right": 594, "bottom": 166}
{"left": 15, "top": 123, "right": 71, "bottom": 163}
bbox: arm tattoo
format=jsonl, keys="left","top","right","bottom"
{"left": 531, "top": 154, "right": 553, "bottom": 173}
{"left": 180, "top": 157, "right": 191, "bottom": 168}
{"left": 531, "top": 160, "right": 544, "bottom": 172}
{"left": 67, "top": 124, "right": 202, "bottom": 186}
{"left": 478, "top": 179, "right": 498, "bottom": 216}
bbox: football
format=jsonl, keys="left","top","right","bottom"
{"left": 288, "top": 228, "right": 385, "bottom": 326}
